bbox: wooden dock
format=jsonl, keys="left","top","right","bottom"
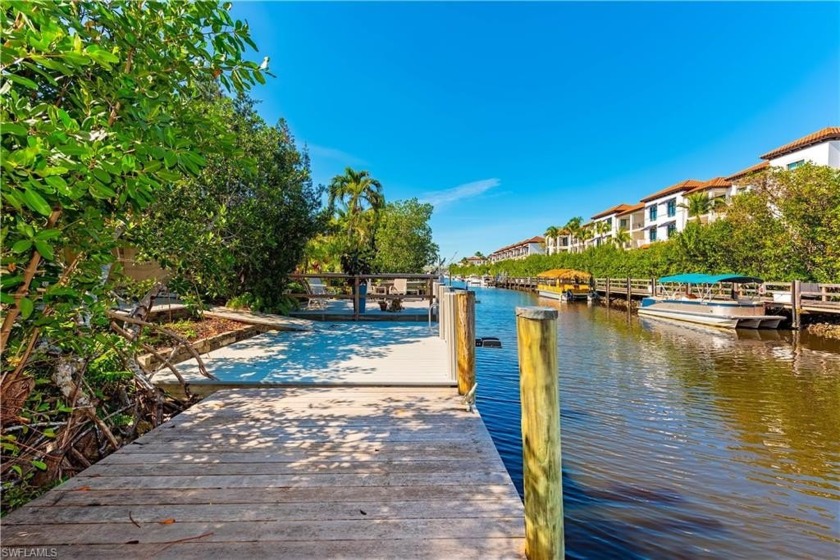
{"left": 2, "top": 387, "right": 525, "bottom": 559}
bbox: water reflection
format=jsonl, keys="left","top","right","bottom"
{"left": 465, "top": 284, "right": 840, "bottom": 559}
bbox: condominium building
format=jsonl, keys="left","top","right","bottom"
{"left": 484, "top": 127, "right": 839, "bottom": 262}
{"left": 616, "top": 203, "right": 646, "bottom": 249}
{"left": 761, "top": 127, "right": 840, "bottom": 169}
{"left": 488, "top": 236, "right": 545, "bottom": 263}
{"left": 545, "top": 233, "right": 572, "bottom": 254}
{"left": 590, "top": 204, "right": 635, "bottom": 247}
{"left": 639, "top": 180, "right": 702, "bottom": 243}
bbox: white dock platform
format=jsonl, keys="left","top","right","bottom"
{"left": 157, "top": 322, "right": 454, "bottom": 387}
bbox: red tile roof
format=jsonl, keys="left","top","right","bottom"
{"left": 726, "top": 161, "right": 769, "bottom": 182}
{"left": 591, "top": 203, "right": 633, "bottom": 220}
{"left": 616, "top": 202, "right": 645, "bottom": 216}
{"left": 685, "top": 177, "right": 732, "bottom": 195}
{"left": 760, "top": 127, "right": 840, "bottom": 160}
{"left": 490, "top": 236, "right": 545, "bottom": 255}
{"left": 640, "top": 180, "right": 703, "bottom": 203}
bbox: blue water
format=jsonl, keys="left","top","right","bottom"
{"left": 462, "top": 283, "right": 840, "bottom": 559}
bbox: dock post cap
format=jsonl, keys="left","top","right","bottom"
{"left": 515, "top": 307, "right": 558, "bottom": 320}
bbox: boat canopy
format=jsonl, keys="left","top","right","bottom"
{"left": 537, "top": 268, "right": 591, "bottom": 281}
{"left": 658, "top": 273, "right": 764, "bottom": 284}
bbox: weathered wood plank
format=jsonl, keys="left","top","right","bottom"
{"left": 34, "top": 484, "right": 520, "bottom": 507}
{"left": 57, "top": 471, "right": 514, "bottom": 491}
{"left": 44, "top": 539, "right": 526, "bottom": 560}
{"left": 81, "top": 459, "right": 502, "bottom": 477}
{"left": 102, "top": 439, "right": 503, "bottom": 459}
{"left": 6, "top": 500, "right": 523, "bottom": 524}
{"left": 5, "top": 517, "right": 525, "bottom": 545}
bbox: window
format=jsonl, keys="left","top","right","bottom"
{"left": 787, "top": 160, "right": 805, "bottom": 170}
{"left": 649, "top": 228, "right": 657, "bottom": 241}
{"left": 649, "top": 205, "right": 657, "bottom": 221}
{"left": 620, "top": 218, "right": 629, "bottom": 230}
{"left": 605, "top": 217, "right": 612, "bottom": 228}
{"left": 667, "top": 199, "right": 676, "bottom": 217}
{"left": 667, "top": 223, "right": 677, "bottom": 238}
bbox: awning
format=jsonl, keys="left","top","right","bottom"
{"left": 537, "top": 268, "right": 591, "bottom": 281}
{"left": 658, "top": 273, "right": 764, "bottom": 284}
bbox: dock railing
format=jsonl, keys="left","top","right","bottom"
{"left": 287, "top": 273, "right": 437, "bottom": 320}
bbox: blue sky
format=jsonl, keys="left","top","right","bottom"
{"left": 231, "top": 1, "right": 839, "bottom": 262}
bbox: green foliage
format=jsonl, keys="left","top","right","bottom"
{"left": 1, "top": 0, "right": 262, "bottom": 351}
{"left": 373, "top": 199, "right": 439, "bottom": 273}
{"left": 132, "top": 94, "right": 324, "bottom": 312}
{"left": 340, "top": 247, "right": 375, "bottom": 277}
{"left": 328, "top": 167, "right": 385, "bottom": 249}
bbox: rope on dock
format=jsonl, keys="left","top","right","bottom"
{"left": 462, "top": 382, "right": 478, "bottom": 412}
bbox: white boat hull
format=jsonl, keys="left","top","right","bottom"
{"left": 638, "top": 302, "right": 784, "bottom": 329}
{"left": 638, "top": 307, "right": 739, "bottom": 328}
{"left": 538, "top": 290, "right": 588, "bottom": 302}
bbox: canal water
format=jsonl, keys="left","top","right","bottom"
{"left": 462, "top": 284, "right": 840, "bottom": 559}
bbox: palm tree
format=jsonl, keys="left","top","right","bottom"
{"left": 544, "top": 225, "right": 560, "bottom": 254}
{"left": 612, "top": 228, "right": 632, "bottom": 249}
{"left": 578, "top": 225, "right": 594, "bottom": 249}
{"left": 679, "top": 193, "right": 727, "bottom": 222}
{"left": 328, "top": 167, "right": 385, "bottom": 244}
{"left": 594, "top": 220, "right": 611, "bottom": 244}
{"left": 563, "top": 217, "right": 583, "bottom": 252}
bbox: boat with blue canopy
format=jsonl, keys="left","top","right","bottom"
{"left": 638, "top": 273, "right": 784, "bottom": 329}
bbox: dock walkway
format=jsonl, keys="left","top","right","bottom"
{"left": 2, "top": 387, "right": 525, "bottom": 559}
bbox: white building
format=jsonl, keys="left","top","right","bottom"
{"left": 761, "top": 127, "right": 840, "bottom": 169}
{"left": 496, "top": 127, "right": 839, "bottom": 260}
{"left": 640, "top": 180, "right": 702, "bottom": 243}
{"left": 590, "top": 203, "right": 635, "bottom": 247}
{"left": 489, "top": 236, "right": 545, "bottom": 263}
{"left": 545, "top": 233, "right": 572, "bottom": 254}
{"left": 615, "top": 203, "right": 646, "bottom": 248}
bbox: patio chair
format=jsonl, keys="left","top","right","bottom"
{"left": 390, "top": 278, "right": 408, "bottom": 296}
{"left": 306, "top": 278, "right": 329, "bottom": 310}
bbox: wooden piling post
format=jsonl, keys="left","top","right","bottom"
{"left": 455, "top": 290, "right": 476, "bottom": 395}
{"left": 446, "top": 291, "right": 459, "bottom": 381}
{"left": 626, "top": 277, "right": 632, "bottom": 301}
{"left": 437, "top": 285, "right": 447, "bottom": 339}
{"left": 515, "top": 307, "right": 564, "bottom": 560}
{"left": 605, "top": 277, "right": 611, "bottom": 307}
{"left": 791, "top": 280, "right": 801, "bottom": 330}
{"left": 353, "top": 275, "right": 360, "bottom": 320}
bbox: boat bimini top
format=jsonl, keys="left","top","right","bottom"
{"left": 657, "top": 273, "right": 765, "bottom": 302}
{"left": 658, "top": 273, "right": 764, "bottom": 284}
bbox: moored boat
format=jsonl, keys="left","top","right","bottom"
{"left": 638, "top": 273, "right": 784, "bottom": 329}
{"left": 537, "top": 269, "right": 592, "bottom": 302}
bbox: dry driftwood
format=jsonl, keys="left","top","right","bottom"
{"left": 107, "top": 311, "right": 216, "bottom": 381}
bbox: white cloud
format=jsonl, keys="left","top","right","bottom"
{"left": 307, "top": 144, "right": 368, "bottom": 166}
{"left": 421, "top": 178, "right": 500, "bottom": 209}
